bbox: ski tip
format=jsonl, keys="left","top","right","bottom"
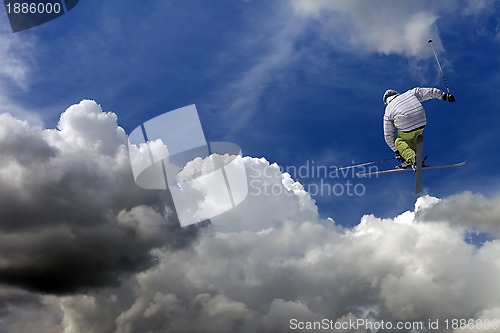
{"left": 448, "top": 160, "right": 467, "bottom": 167}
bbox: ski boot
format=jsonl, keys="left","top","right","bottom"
{"left": 396, "top": 156, "right": 416, "bottom": 170}
{"left": 396, "top": 155, "right": 428, "bottom": 171}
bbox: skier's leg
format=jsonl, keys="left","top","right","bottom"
{"left": 409, "top": 128, "right": 424, "bottom": 151}
{"left": 395, "top": 129, "right": 422, "bottom": 162}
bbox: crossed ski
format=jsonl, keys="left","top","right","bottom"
{"left": 338, "top": 138, "right": 466, "bottom": 194}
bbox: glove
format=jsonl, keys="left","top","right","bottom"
{"left": 443, "top": 93, "right": 456, "bottom": 103}
{"left": 395, "top": 151, "right": 404, "bottom": 161}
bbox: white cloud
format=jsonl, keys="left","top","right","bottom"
{"left": 0, "top": 100, "right": 204, "bottom": 295}
{"left": 0, "top": 29, "right": 43, "bottom": 125}
{"left": 290, "top": 0, "right": 446, "bottom": 58}
{"left": 7, "top": 186, "right": 499, "bottom": 332}
{"left": 55, "top": 100, "right": 126, "bottom": 155}
{"left": 0, "top": 30, "right": 34, "bottom": 88}
{"left": 212, "top": 5, "right": 307, "bottom": 130}
{"left": 462, "top": 0, "right": 497, "bottom": 16}
{"left": 416, "top": 192, "right": 500, "bottom": 236}
{"left": 211, "top": 157, "right": 319, "bottom": 232}
{"left": 1, "top": 103, "right": 500, "bottom": 332}
{"left": 49, "top": 191, "right": 497, "bottom": 333}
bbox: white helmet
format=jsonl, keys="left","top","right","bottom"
{"left": 383, "top": 89, "right": 399, "bottom": 105}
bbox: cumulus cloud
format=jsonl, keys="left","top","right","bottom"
{"left": 416, "top": 192, "right": 500, "bottom": 236}
{"left": 0, "top": 100, "right": 204, "bottom": 294}
{"left": 100, "top": 194, "right": 500, "bottom": 333}
{"left": 1, "top": 102, "right": 500, "bottom": 332}
{"left": 0, "top": 288, "right": 63, "bottom": 333}
{"left": 5, "top": 191, "right": 498, "bottom": 333}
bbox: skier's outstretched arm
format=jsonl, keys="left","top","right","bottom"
{"left": 413, "top": 87, "right": 455, "bottom": 103}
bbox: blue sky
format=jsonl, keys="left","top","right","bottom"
{"left": 3, "top": 2, "right": 500, "bottom": 332}
{"left": 1, "top": 1, "right": 499, "bottom": 226}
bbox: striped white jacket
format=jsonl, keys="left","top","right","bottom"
{"left": 383, "top": 87, "right": 445, "bottom": 151}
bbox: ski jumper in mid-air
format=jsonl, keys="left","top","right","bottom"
{"left": 383, "top": 87, "right": 455, "bottom": 169}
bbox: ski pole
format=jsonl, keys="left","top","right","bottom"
{"left": 428, "top": 39, "right": 451, "bottom": 93}
{"left": 335, "top": 157, "right": 395, "bottom": 171}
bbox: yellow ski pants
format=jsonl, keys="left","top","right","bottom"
{"left": 395, "top": 128, "right": 424, "bottom": 162}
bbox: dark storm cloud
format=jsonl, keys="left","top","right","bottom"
{"left": 1, "top": 105, "right": 500, "bottom": 333}
{"left": 0, "top": 289, "right": 42, "bottom": 318}
{"left": 0, "top": 226, "right": 159, "bottom": 294}
{"left": 0, "top": 101, "right": 205, "bottom": 294}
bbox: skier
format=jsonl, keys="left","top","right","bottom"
{"left": 383, "top": 87, "right": 455, "bottom": 169}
